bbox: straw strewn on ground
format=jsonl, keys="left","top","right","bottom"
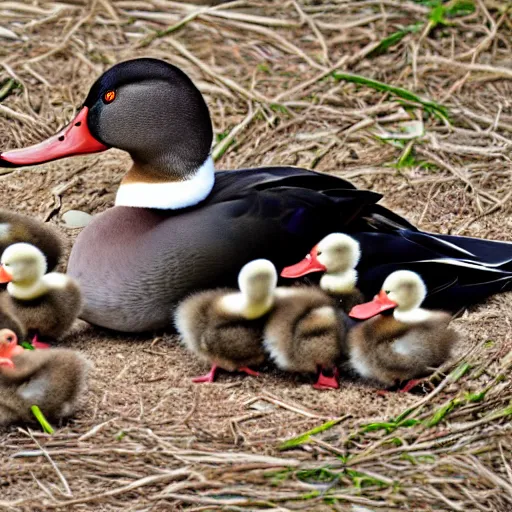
{"left": 0, "top": 1, "right": 511, "bottom": 510}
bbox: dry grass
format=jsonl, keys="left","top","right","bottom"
{"left": 0, "top": 0, "right": 511, "bottom": 510}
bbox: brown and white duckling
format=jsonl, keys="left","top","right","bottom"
{"left": 174, "top": 259, "right": 277, "bottom": 383}
{"left": 281, "top": 233, "right": 364, "bottom": 313}
{"left": 263, "top": 285, "right": 346, "bottom": 390}
{"left": 347, "top": 270, "right": 458, "bottom": 390}
{"left": 0, "top": 341, "right": 90, "bottom": 426}
{"left": 0, "top": 243, "right": 82, "bottom": 342}
{"left": 0, "top": 210, "right": 62, "bottom": 272}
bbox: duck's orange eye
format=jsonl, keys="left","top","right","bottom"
{"left": 103, "top": 90, "right": 116, "bottom": 103}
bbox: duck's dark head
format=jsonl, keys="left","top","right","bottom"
{"left": 0, "top": 58, "right": 215, "bottom": 209}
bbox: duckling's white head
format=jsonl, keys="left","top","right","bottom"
{"left": 281, "top": 233, "right": 360, "bottom": 280}
{"left": 382, "top": 270, "right": 427, "bottom": 312}
{"left": 316, "top": 233, "right": 361, "bottom": 274}
{"left": 350, "top": 270, "right": 428, "bottom": 321}
{"left": 238, "top": 259, "right": 278, "bottom": 305}
{"left": 0, "top": 243, "right": 47, "bottom": 286}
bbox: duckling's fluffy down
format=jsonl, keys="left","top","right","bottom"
{"left": 347, "top": 312, "right": 458, "bottom": 387}
{"left": 263, "top": 287, "right": 347, "bottom": 373}
{"left": 174, "top": 289, "right": 267, "bottom": 371}
{"left": 0, "top": 348, "right": 91, "bottom": 427}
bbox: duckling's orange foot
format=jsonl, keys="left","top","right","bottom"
{"left": 313, "top": 367, "right": 339, "bottom": 390}
{"left": 31, "top": 335, "right": 50, "bottom": 350}
{"left": 192, "top": 365, "right": 218, "bottom": 383}
{"left": 237, "top": 366, "right": 259, "bottom": 377}
{"left": 399, "top": 379, "right": 423, "bottom": 393}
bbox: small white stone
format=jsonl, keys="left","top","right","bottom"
{"left": 249, "top": 400, "right": 277, "bottom": 412}
{"left": 62, "top": 210, "right": 93, "bottom": 229}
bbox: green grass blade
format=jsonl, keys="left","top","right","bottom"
{"left": 361, "top": 421, "right": 397, "bottom": 434}
{"left": 331, "top": 71, "right": 449, "bottom": 120}
{"left": 369, "top": 23, "right": 423, "bottom": 56}
{"left": 394, "top": 406, "right": 416, "bottom": 423}
{"left": 426, "top": 398, "right": 461, "bottom": 427}
{"left": 448, "top": 362, "right": 471, "bottom": 382}
{"left": 486, "top": 404, "right": 512, "bottom": 421}
{"left": 279, "top": 418, "right": 343, "bottom": 450}
{"left": 446, "top": 1, "right": 475, "bottom": 17}
{"left": 0, "top": 79, "right": 17, "bottom": 102}
{"left": 428, "top": 0, "right": 476, "bottom": 28}
{"left": 31, "top": 405, "right": 54, "bottom": 434}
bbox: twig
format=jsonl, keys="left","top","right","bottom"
{"left": 23, "top": 428, "right": 73, "bottom": 498}
{"left": 418, "top": 56, "right": 512, "bottom": 80}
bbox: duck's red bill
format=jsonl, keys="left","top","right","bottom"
{"left": 349, "top": 290, "right": 397, "bottom": 319}
{"left": 281, "top": 246, "right": 326, "bottom": 278}
{"left": 0, "top": 265, "right": 12, "bottom": 283}
{"left": 0, "top": 107, "right": 108, "bottom": 167}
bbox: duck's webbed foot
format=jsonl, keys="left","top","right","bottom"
{"left": 376, "top": 379, "right": 421, "bottom": 395}
{"left": 398, "top": 378, "right": 423, "bottom": 393}
{"left": 192, "top": 364, "right": 218, "bottom": 383}
{"left": 237, "top": 366, "right": 259, "bottom": 377}
{"left": 313, "top": 366, "right": 339, "bottom": 390}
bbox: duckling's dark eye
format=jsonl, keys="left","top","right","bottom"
{"left": 385, "top": 290, "right": 391, "bottom": 294}
{"left": 103, "top": 90, "right": 116, "bottom": 104}
{"left": 316, "top": 251, "right": 322, "bottom": 256}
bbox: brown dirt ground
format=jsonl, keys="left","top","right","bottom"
{"left": 0, "top": 1, "right": 511, "bottom": 511}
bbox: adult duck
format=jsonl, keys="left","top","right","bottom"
{"left": 1, "top": 58, "right": 512, "bottom": 332}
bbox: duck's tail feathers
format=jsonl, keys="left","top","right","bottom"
{"left": 433, "top": 233, "right": 512, "bottom": 269}
{"left": 353, "top": 229, "right": 512, "bottom": 312}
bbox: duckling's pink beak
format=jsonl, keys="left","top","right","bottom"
{"left": 0, "top": 107, "right": 108, "bottom": 167}
{"left": 0, "top": 265, "right": 12, "bottom": 283}
{"left": 281, "top": 246, "right": 327, "bottom": 278}
{"left": 349, "top": 290, "right": 397, "bottom": 319}
{"left": 0, "top": 329, "right": 22, "bottom": 368}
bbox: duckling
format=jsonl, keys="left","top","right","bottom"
{"left": 347, "top": 270, "right": 458, "bottom": 390}
{"left": 0, "top": 343, "right": 90, "bottom": 426}
{"left": 263, "top": 286, "right": 346, "bottom": 389}
{"left": 281, "top": 233, "right": 364, "bottom": 313}
{"left": 0, "top": 210, "right": 62, "bottom": 272}
{"left": 174, "top": 259, "right": 277, "bottom": 383}
{"left": 0, "top": 243, "right": 82, "bottom": 341}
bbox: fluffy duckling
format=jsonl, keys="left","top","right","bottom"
{"left": 281, "top": 233, "right": 364, "bottom": 313}
{"left": 0, "top": 341, "right": 90, "bottom": 426}
{"left": 0, "top": 210, "right": 62, "bottom": 272}
{"left": 0, "top": 243, "right": 82, "bottom": 341}
{"left": 347, "top": 270, "right": 458, "bottom": 390}
{"left": 263, "top": 286, "right": 346, "bottom": 389}
{"left": 174, "top": 259, "right": 277, "bottom": 383}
